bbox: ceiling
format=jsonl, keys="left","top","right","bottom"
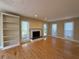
{"left": 0, "top": 0, "right": 79, "bottom": 21}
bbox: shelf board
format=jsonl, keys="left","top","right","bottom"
{"left": 3, "top": 27, "right": 18, "bottom": 29}
{"left": 4, "top": 40, "right": 10, "bottom": 43}
{"left": 3, "top": 28, "right": 18, "bottom": 31}
{"left": 3, "top": 36, "right": 17, "bottom": 38}
{"left": 3, "top": 21, "right": 18, "bottom": 24}
{"left": 4, "top": 39, "right": 17, "bottom": 43}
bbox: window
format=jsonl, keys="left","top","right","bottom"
{"left": 21, "top": 21, "right": 29, "bottom": 42}
{"left": 52, "top": 24, "right": 57, "bottom": 37}
{"left": 43, "top": 24, "right": 48, "bottom": 36}
{"left": 64, "top": 22, "right": 74, "bottom": 40}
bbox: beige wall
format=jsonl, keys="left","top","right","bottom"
{"left": 20, "top": 16, "right": 45, "bottom": 28}
{"left": 20, "top": 16, "right": 79, "bottom": 41}
{"left": 29, "top": 20, "right": 43, "bottom": 28}
{"left": 48, "top": 17, "right": 79, "bottom": 41}
{"left": 74, "top": 18, "right": 79, "bottom": 41}
{"left": 47, "top": 22, "right": 52, "bottom": 36}
{"left": 20, "top": 16, "right": 48, "bottom": 38}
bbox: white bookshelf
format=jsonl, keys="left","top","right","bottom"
{"left": 0, "top": 12, "right": 20, "bottom": 50}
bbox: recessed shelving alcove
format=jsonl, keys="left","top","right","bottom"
{"left": 0, "top": 12, "right": 20, "bottom": 50}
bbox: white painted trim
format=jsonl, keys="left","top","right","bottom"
{"left": 0, "top": 13, "right": 4, "bottom": 48}
{"left": 47, "top": 35, "right": 79, "bottom": 43}
{"left": 0, "top": 12, "right": 19, "bottom": 18}
{"left": 57, "top": 36, "right": 79, "bottom": 43}
{"left": 47, "top": 16, "right": 79, "bottom": 22}
{"left": 1, "top": 43, "right": 20, "bottom": 50}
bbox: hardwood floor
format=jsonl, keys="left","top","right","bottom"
{"left": 0, "top": 37, "right": 79, "bottom": 59}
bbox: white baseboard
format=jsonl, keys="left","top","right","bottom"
{"left": 47, "top": 35, "right": 79, "bottom": 43}
{"left": 57, "top": 36, "right": 79, "bottom": 43}
{"left": 1, "top": 43, "right": 20, "bottom": 50}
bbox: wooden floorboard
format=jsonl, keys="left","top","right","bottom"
{"left": 0, "top": 37, "right": 79, "bottom": 59}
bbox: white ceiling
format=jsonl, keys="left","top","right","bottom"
{"left": 0, "top": 0, "right": 79, "bottom": 21}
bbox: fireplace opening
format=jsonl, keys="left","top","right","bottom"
{"left": 32, "top": 31, "right": 40, "bottom": 39}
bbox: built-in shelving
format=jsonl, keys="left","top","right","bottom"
{"left": 0, "top": 12, "right": 20, "bottom": 50}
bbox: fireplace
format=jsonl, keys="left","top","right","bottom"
{"left": 31, "top": 30, "right": 41, "bottom": 40}
{"left": 32, "top": 31, "right": 40, "bottom": 39}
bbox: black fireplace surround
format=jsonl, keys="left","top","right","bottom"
{"left": 32, "top": 31, "right": 40, "bottom": 39}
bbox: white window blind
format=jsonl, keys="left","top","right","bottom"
{"left": 64, "top": 22, "right": 74, "bottom": 40}
{"left": 52, "top": 24, "right": 57, "bottom": 37}
{"left": 21, "top": 21, "right": 29, "bottom": 42}
{"left": 43, "top": 24, "right": 48, "bottom": 36}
